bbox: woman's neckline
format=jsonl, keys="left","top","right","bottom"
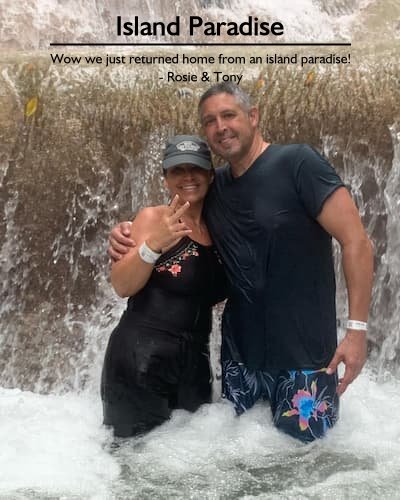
{"left": 160, "top": 236, "right": 213, "bottom": 260}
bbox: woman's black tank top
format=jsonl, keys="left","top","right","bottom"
{"left": 127, "top": 237, "right": 226, "bottom": 337}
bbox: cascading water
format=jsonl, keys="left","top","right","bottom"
{"left": 373, "top": 124, "right": 400, "bottom": 378}
{"left": 1, "top": 0, "right": 400, "bottom": 498}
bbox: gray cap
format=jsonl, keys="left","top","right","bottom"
{"left": 162, "top": 135, "right": 212, "bottom": 170}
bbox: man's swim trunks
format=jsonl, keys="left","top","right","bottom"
{"left": 222, "top": 360, "right": 339, "bottom": 442}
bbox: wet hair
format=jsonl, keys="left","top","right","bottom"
{"left": 198, "top": 83, "right": 253, "bottom": 118}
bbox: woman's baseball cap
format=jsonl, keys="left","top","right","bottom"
{"left": 162, "top": 135, "right": 212, "bottom": 170}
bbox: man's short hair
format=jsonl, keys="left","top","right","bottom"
{"left": 198, "top": 83, "right": 253, "bottom": 116}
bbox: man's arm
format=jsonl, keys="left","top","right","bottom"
{"left": 317, "top": 186, "right": 374, "bottom": 395}
{"left": 108, "top": 221, "right": 135, "bottom": 262}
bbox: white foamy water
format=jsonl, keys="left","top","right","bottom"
{"left": 1, "top": 370, "right": 400, "bottom": 499}
{"left": 0, "top": 390, "right": 118, "bottom": 499}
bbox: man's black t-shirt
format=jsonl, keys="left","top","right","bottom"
{"left": 204, "top": 144, "right": 345, "bottom": 370}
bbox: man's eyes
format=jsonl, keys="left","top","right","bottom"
{"left": 203, "top": 113, "right": 236, "bottom": 126}
{"left": 203, "top": 117, "right": 215, "bottom": 126}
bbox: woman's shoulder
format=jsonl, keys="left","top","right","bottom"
{"left": 131, "top": 205, "right": 165, "bottom": 233}
{"left": 134, "top": 205, "right": 164, "bottom": 221}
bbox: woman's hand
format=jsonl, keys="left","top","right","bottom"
{"left": 146, "top": 195, "right": 192, "bottom": 252}
{"left": 110, "top": 196, "right": 192, "bottom": 297}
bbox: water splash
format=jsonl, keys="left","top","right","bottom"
{"left": 374, "top": 124, "right": 400, "bottom": 378}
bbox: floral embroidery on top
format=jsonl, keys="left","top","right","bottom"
{"left": 168, "top": 264, "right": 182, "bottom": 277}
{"left": 155, "top": 240, "right": 200, "bottom": 278}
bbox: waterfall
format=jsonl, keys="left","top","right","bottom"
{"left": 373, "top": 125, "right": 400, "bottom": 378}
{"left": 2, "top": 56, "right": 399, "bottom": 392}
{"left": 1, "top": 1, "right": 400, "bottom": 498}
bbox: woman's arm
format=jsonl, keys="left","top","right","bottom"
{"left": 111, "top": 207, "right": 159, "bottom": 297}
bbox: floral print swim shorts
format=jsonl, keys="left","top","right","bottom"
{"left": 222, "top": 360, "right": 339, "bottom": 442}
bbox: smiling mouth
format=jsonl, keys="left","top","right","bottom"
{"left": 180, "top": 184, "right": 199, "bottom": 191}
{"left": 220, "top": 136, "right": 235, "bottom": 146}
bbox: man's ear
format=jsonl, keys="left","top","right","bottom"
{"left": 248, "top": 106, "right": 259, "bottom": 127}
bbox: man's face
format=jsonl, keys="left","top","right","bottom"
{"left": 199, "top": 92, "right": 259, "bottom": 163}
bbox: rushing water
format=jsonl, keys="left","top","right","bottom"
{"left": 1, "top": 371, "right": 400, "bottom": 500}
{"left": 1, "top": 0, "right": 400, "bottom": 498}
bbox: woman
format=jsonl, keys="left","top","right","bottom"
{"left": 101, "top": 135, "right": 227, "bottom": 437}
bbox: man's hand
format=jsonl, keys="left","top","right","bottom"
{"left": 326, "top": 330, "right": 367, "bottom": 396}
{"left": 108, "top": 221, "right": 135, "bottom": 262}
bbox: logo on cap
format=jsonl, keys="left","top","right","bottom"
{"left": 176, "top": 141, "right": 200, "bottom": 152}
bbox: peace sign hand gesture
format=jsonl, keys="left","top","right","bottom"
{"left": 146, "top": 195, "right": 192, "bottom": 252}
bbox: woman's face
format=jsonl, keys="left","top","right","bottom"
{"left": 164, "top": 163, "right": 213, "bottom": 205}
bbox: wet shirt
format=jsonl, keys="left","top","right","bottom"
{"left": 204, "top": 144, "right": 345, "bottom": 370}
{"left": 127, "top": 236, "right": 227, "bottom": 337}
{"left": 102, "top": 237, "right": 227, "bottom": 436}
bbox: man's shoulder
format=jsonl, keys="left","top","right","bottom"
{"left": 267, "top": 144, "right": 325, "bottom": 172}
{"left": 269, "top": 143, "right": 311, "bottom": 158}
{"left": 279, "top": 143, "right": 326, "bottom": 160}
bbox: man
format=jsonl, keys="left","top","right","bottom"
{"left": 109, "top": 83, "right": 374, "bottom": 442}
